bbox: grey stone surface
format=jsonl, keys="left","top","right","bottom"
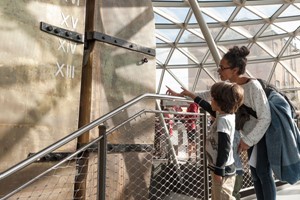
{"left": 0, "top": 0, "right": 86, "bottom": 171}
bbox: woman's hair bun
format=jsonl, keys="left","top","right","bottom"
{"left": 239, "top": 46, "right": 250, "bottom": 57}
{"left": 230, "top": 46, "right": 249, "bottom": 58}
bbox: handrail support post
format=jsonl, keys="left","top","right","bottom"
{"left": 98, "top": 125, "right": 107, "bottom": 200}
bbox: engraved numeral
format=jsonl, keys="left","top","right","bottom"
{"left": 58, "top": 39, "right": 77, "bottom": 54}
{"left": 55, "top": 62, "right": 75, "bottom": 79}
{"left": 61, "top": 13, "right": 79, "bottom": 29}
{"left": 64, "top": 0, "right": 80, "bottom": 6}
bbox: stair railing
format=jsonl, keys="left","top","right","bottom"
{"left": 0, "top": 93, "right": 186, "bottom": 199}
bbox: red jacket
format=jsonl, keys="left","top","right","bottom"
{"left": 185, "top": 103, "right": 199, "bottom": 131}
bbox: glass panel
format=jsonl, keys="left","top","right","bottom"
{"left": 181, "top": 47, "right": 199, "bottom": 62}
{"left": 280, "top": 57, "right": 300, "bottom": 90}
{"left": 276, "top": 59, "right": 300, "bottom": 110}
{"left": 158, "top": 7, "right": 190, "bottom": 22}
{"left": 282, "top": 37, "right": 300, "bottom": 57}
{"left": 246, "top": 61, "right": 274, "bottom": 80}
{"left": 201, "top": 52, "right": 218, "bottom": 67}
{"left": 168, "top": 49, "right": 192, "bottom": 65}
{"left": 169, "top": 68, "right": 189, "bottom": 87}
{"left": 220, "top": 28, "right": 248, "bottom": 41}
{"left": 204, "top": 53, "right": 217, "bottom": 64}
{"left": 156, "top": 48, "right": 171, "bottom": 64}
{"left": 209, "top": 27, "right": 224, "bottom": 39}
{"left": 156, "top": 37, "right": 167, "bottom": 44}
{"left": 194, "top": 67, "right": 220, "bottom": 92}
{"left": 248, "top": 43, "right": 275, "bottom": 60}
{"left": 269, "top": 62, "right": 291, "bottom": 89}
{"left": 274, "top": 20, "right": 300, "bottom": 33}
{"left": 186, "top": 46, "right": 209, "bottom": 63}
{"left": 186, "top": 68, "right": 199, "bottom": 90}
{"left": 290, "top": 52, "right": 300, "bottom": 72}
{"left": 153, "top": 1, "right": 300, "bottom": 112}
{"left": 186, "top": 28, "right": 204, "bottom": 38}
{"left": 246, "top": 5, "right": 281, "bottom": 18}
{"left": 278, "top": 60, "right": 300, "bottom": 83}
{"left": 159, "top": 69, "right": 189, "bottom": 94}
{"left": 233, "top": 7, "right": 261, "bottom": 21}
{"left": 154, "top": 13, "right": 173, "bottom": 24}
{"left": 221, "top": 43, "right": 250, "bottom": 54}
{"left": 260, "top": 24, "right": 286, "bottom": 36}
{"left": 189, "top": 13, "right": 217, "bottom": 23}
{"left": 268, "top": 37, "right": 288, "bottom": 56}
{"left": 279, "top": 5, "right": 300, "bottom": 18}
{"left": 156, "top": 29, "right": 181, "bottom": 41}
{"left": 231, "top": 24, "right": 264, "bottom": 37}
{"left": 202, "top": 7, "right": 235, "bottom": 22}
{"left": 179, "top": 30, "right": 205, "bottom": 43}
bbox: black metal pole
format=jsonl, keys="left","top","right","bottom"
{"left": 203, "top": 110, "right": 209, "bottom": 200}
{"left": 98, "top": 125, "right": 107, "bottom": 200}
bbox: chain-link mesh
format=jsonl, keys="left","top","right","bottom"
{"left": 1, "top": 107, "right": 259, "bottom": 200}
{"left": 149, "top": 111, "right": 207, "bottom": 200}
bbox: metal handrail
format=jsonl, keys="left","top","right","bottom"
{"left": 0, "top": 93, "right": 185, "bottom": 180}
{"left": 1, "top": 110, "right": 151, "bottom": 200}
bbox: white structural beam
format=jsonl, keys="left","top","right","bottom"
{"left": 188, "top": 0, "right": 221, "bottom": 65}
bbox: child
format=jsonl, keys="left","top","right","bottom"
{"left": 166, "top": 81, "right": 244, "bottom": 200}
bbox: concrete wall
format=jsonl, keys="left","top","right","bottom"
{"left": 0, "top": 0, "right": 86, "bottom": 171}
{"left": 0, "top": 0, "right": 156, "bottom": 198}
{"left": 83, "top": 1, "right": 156, "bottom": 199}
{"left": 83, "top": 0, "right": 156, "bottom": 132}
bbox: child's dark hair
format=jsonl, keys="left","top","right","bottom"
{"left": 223, "top": 46, "right": 250, "bottom": 75}
{"left": 211, "top": 82, "right": 244, "bottom": 114}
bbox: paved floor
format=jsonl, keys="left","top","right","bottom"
{"left": 241, "top": 181, "right": 300, "bottom": 200}
{"left": 164, "top": 181, "right": 300, "bottom": 200}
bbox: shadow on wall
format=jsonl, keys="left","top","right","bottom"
{"left": 0, "top": 0, "right": 85, "bottom": 171}
{"left": 94, "top": 2, "right": 156, "bottom": 199}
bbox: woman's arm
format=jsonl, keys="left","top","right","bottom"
{"left": 241, "top": 80, "right": 271, "bottom": 147}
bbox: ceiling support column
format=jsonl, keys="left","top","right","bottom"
{"left": 188, "top": 0, "right": 221, "bottom": 65}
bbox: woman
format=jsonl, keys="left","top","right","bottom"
{"left": 167, "top": 46, "right": 275, "bottom": 200}
{"left": 220, "top": 46, "right": 275, "bottom": 200}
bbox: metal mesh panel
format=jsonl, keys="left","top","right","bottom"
{"left": 241, "top": 151, "right": 253, "bottom": 189}
{"left": 1, "top": 108, "right": 259, "bottom": 200}
{"left": 8, "top": 162, "right": 78, "bottom": 199}
{"left": 149, "top": 112, "right": 207, "bottom": 200}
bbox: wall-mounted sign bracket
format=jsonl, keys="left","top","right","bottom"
{"left": 86, "top": 31, "right": 156, "bottom": 57}
{"left": 40, "top": 22, "right": 84, "bottom": 44}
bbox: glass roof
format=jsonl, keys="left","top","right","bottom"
{"left": 153, "top": 0, "right": 300, "bottom": 109}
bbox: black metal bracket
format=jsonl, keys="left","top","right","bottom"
{"left": 28, "top": 152, "right": 73, "bottom": 162}
{"left": 86, "top": 31, "right": 156, "bottom": 57}
{"left": 107, "top": 144, "right": 153, "bottom": 153}
{"left": 40, "top": 22, "right": 84, "bottom": 44}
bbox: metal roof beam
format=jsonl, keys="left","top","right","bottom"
{"left": 152, "top": 0, "right": 295, "bottom": 7}
{"left": 155, "top": 15, "right": 300, "bottom": 29}
{"left": 187, "top": 0, "right": 221, "bottom": 65}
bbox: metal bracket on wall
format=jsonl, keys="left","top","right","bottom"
{"left": 27, "top": 152, "right": 73, "bottom": 162}
{"left": 86, "top": 31, "right": 156, "bottom": 57}
{"left": 40, "top": 22, "right": 84, "bottom": 44}
{"left": 107, "top": 144, "right": 154, "bottom": 153}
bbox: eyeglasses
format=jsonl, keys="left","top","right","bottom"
{"left": 218, "top": 65, "right": 231, "bottom": 71}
